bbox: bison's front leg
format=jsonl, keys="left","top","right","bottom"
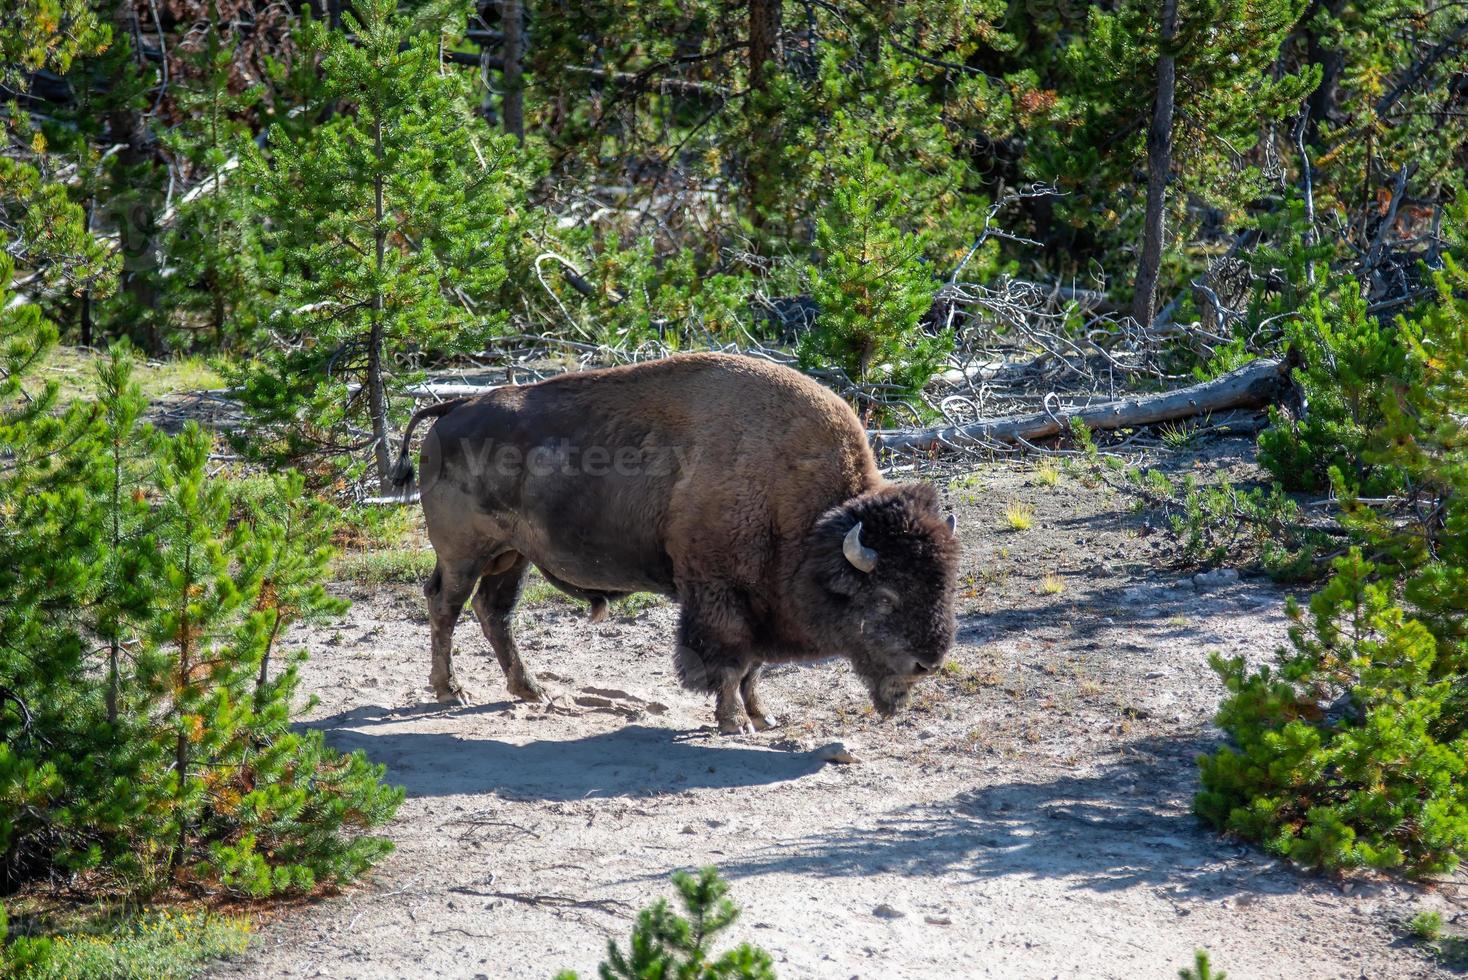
{"left": 739, "top": 665, "right": 779, "bottom": 731}
{"left": 675, "top": 585, "right": 758, "bottom": 735}
{"left": 675, "top": 644, "right": 752, "bottom": 734}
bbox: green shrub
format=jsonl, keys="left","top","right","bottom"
{"left": 1197, "top": 549, "right": 1468, "bottom": 875}
{"left": 1123, "top": 468, "right": 1325, "bottom": 579}
{"left": 1257, "top": 283, "right": 1413, "bottom": 495}
{"left": 555, "top": 867, "right": 775, "bottom": 980}
{"left": 1409, "top": 910, "right": 1444, "bottom": 942}
{"left": 0, "top": 341, "right": 401, "bottom": 897}
{"left": 1197, "top": 260, "right": 1468, "bottom": 876}
{"left": 1178, "top": 948, "right": 1226, "bottom": 980}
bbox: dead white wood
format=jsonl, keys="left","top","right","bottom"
{"left": 404, "top": 382, "right": 500, "bottom": 399}
{"left": 870, "top": 356, "right": 1290, "bottom": 454}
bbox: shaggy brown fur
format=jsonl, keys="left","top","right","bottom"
{"left": 392, "top": 352, "right": 959, "bottom": 733}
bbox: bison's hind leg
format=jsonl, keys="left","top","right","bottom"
{"left": 471, "top": 554, "right": 546, "bottom": 703}
{"left": 424, "top": 558, "right": 483, "bottom": 704}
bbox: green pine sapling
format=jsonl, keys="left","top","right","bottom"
{"left": 238, "top": 0, "right": 525, "bottom": 487}
{"left": 556, "top": 867, "right": 776, "bottom": 980}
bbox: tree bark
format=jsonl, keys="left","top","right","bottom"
{"left": 749, "top": 0, "right": 780, "bottom": 91}
{"left": 500, "top": 0, "right": 525, "bottom": 142}
{"left": 870, "top": 357, "right": 1291, "bottom": 455}
{"left": 369, "top": 111, "right": 393, "bottom": 490}
{"left": 109, "top": 0, "right": 162, "bottom": 352}
{"left": 1302, "top": 0, "right": 1346, "bottom": 142}
{"left": 744, "top": 0, "right": 781, "bottom": 231}
{"left": 1132, "top": 0, "right": 1179, "bottom": 327}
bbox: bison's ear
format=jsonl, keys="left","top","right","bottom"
{"left": 897, "top": 481, "right": 943, "bottom": 517}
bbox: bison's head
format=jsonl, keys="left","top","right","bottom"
{"left": 796, "top": 482, "right": 959, "bottom": 717}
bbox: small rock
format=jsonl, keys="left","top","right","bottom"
{"left": 924, "top": 914, "right": 953, "bottom": 925}
{"left": 1121, "top": 586, "right": 1154, "bottom": 604}
{"left": 873, "top": 904, "right": 905, "bottom": 920}
{"left": 814, "top": 742, "right": 858, "bottom": 765}
{"left": 1193, "top": 568, "right": 1241, "bottom": 591}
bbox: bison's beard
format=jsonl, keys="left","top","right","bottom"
{"left": 848, "top": 648, "right": 917, "bottom": 718}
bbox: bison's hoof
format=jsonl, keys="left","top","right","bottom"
{"left": 749, "top": 713, "right": 780, "bottom": 731}
{"left": 434, "top": 682, "right": 473, "bottom": 706}
{"left": 508, "top": 677, "right": 547, "bottom": 703}
{"left": 717, "top": 714, "right": 755, "bottom": 735}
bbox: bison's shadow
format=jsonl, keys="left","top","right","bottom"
{"left": 716, "top": 734, "right": 1363, "bottom": 902}
{"left": 305, "top": 709, "right": 824, "bottom": 800}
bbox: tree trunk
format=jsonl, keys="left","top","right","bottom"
{"left": 870, "top": 357, "right": 1291, "bottom": 455}
{"left": 105, "top": 425, "right": 122, "bottom": 726}
{"left": 1303, "top": 0, "right": 1346, "bottom": 143}
{"left": 749, "top": 0, "right": 780, "bottom": 91}
{"left": 109, "top": 0, "right": 161, "bottom": 352}
{"left": 1132, "top": 0, "right": 1178, "bottom": 327}
{"left": 80, "top": 289, "right": 93, "bottom": 347}
{"left": 500, "top": 0, "right": 525, "bottom": 142}
{"left": 170, "top": 541, "right": 193, "bottom": 872}
{"left": 744, "top": 0, "right": 781, "bottom": 232}
{"left": 369, "top": 112, "right": 392, "bottom": 490}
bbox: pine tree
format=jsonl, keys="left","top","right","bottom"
{"left": 1196, "top": 248, "right": 1468, "bottom": 877}
{"left": 1, "top": 336, "right": 400, "bottom": 895}
{"left": 798, "top": 132, "right": 950, "bottom": 408}
{"left": 238, "top": 0, "right": 525, "bottom": 488}
{"left": 0, "top": 151, "right": 118, "bottom": 321}
{"left": 1293, "top": 1, "right": 1468, "bottom": 239}
{"left": 0, "top": 0, "right": 109, "bottom": 87}
{"left": 90, "top": 349, "right": 163, "bottom": 726}
{"left": 1257, "top": 279, "right": 1414, "bottom": 494}
{"left": 555, "top": 867, "right": 776, "bottom": 980}
{"left": 26, "top": 0, "right": 167, "bottom": 349}
{"left": 0, "top": 186, "right": 138, "bottom": 889}
{"left": 1024, "top": 0, "right": 1317, "bottom": 303}
{"left": 157, "top": 18, "right": 273, "bottom": 350}
{"left": 142, "top": 423, "right": 401, "bottom": 894}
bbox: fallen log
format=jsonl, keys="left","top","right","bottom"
{"left": 404, "top": 383, "right": 501, "bottom": 399}
{"left": 869, "top": 356, "right": 1292, "bottom": 454}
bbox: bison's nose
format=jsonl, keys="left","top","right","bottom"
{"left": 911, "top": 658, "right": 933, "bottom": 675}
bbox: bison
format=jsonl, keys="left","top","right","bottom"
{"left": 389, "top": 352, "right": 959, "bottom": 733}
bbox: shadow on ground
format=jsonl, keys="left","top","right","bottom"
{"left": 719, "top": 735, "right": 1329, "bottom": 902}
{"left": 306, "top": 708, "right": 824, "bottom": 800}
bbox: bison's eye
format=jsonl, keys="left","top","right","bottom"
{"left": 871, "top": 589, "right": 900, "bottom": 616}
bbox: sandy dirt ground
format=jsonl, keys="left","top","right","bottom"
{"left": 211, "top": 439, "right": 1462, "bottom": 979}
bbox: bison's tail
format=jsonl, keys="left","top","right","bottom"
{"left": 388, "top": 397, "right": 470, "bottom": 491}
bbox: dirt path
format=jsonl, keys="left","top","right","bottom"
{"left": 212, "top": 443, "right": 1454, "bottom": 979}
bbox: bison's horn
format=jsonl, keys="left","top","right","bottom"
{"left": 946, "top": 513, "right": 957, "bottom": 535}
{"left": 843, "top": 521, "right": 878, "bottom": 573}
